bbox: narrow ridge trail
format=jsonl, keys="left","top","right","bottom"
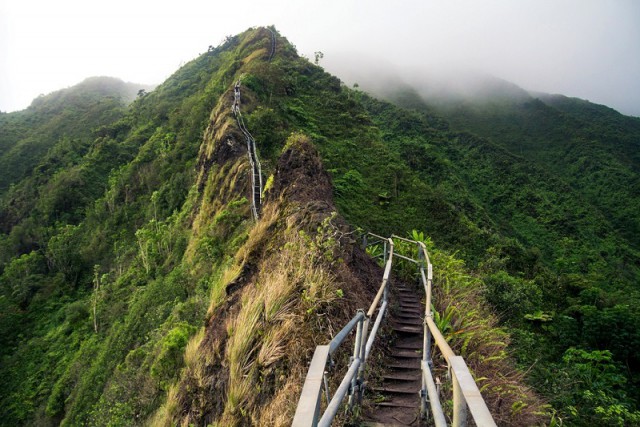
{"left": 232, "top": 81, "right": 262, "bottom": 219}
{"left": 230, "top": 28, "right": 276, "bottom": 219}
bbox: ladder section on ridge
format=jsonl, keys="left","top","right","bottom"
{"left": 232, "top": 80, "right": 263, "bottom": 220}
{"left": 229, "top": 28, "right": 276, "bottom": 220}
{"left": 267, "top": 27, "right": 277, "bottom": 61}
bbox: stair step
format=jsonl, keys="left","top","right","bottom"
{"left": 383, "top": 373, "right": 420, "bottom": 382}
{"left": 397, "top": 309, "right": 422, "bottom": 317}
{"left": 396, "top": 290, "right": 417, "bottom": 296}
{"left": 398, "top": 304, "right": 421, "bottom": 310}
{"left": 397, "top": 306, "right": 422, "bottom": 313}
{"left": 391, "top": 350, "right": 422, "bottom": 359}
{"left": 375, "top": 400, "right": 420, "bottom": 409}
{"left": 396, "top": 308, "right": 421, "bottom": 314}
{"left": 388, "top": 360, "right": 420, "bottom": 369}
{"left": 398, "top": 300, "right": 421, "bottom": 306}
{"left": 395, "top": 318, "right": 422, "bottom": 326}
{"left": 372, "top": 386, "right": 419, "bottom": 395}
{"left": 395, "top": 342, "right": 422, "bottom": 351}
{"left": 394, "top": 318, "right": 421, "bottom": 325}
{"left": 391, "top": 325, "right": 422, "bottom": 334}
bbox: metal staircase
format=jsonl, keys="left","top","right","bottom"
{"left": 292, "top": 234, "right": 497, "bottom": 427}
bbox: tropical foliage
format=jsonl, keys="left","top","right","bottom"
{"left": 1, "top": 26, "right": 639, "bottom": 426}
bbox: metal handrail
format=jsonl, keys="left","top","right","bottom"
{"left": 292, "top": 311, "right": 364, "bottom": 427}
{"left": 266, "top": 27, "right": 277, "bottom": 61}
{"left": 293, "top": 233, "right": 496, "bottom": 426}
{"left": 232, "top": 80, "right": 263, "bottom": 220}
{"left": 292, "top": 238, "right": 394, "bottom": 427}
{"left": 411, "top": 237, "right": 495, "bottom": 427}
{"left": 329, "top": 312, "right": 365, "bottom": 355}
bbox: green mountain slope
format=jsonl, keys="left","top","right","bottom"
{"left": 425, "top": 91, "right": 640, "bottom": 247}
{"left": 1, "top": 27, "right": 639, "bottom": 426}
{"left": 379, "top": 79, "right": 640, "bottom": 423}
{"left": 0, "top": 77, "right": 152, "bottom": 194}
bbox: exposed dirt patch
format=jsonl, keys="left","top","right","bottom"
{"left": 271, "top": 137, "right": 334, "bottom": 206}
{"left": 172, "top": 133, "right": 384, "bottom": 426}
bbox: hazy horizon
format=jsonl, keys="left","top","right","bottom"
{"left": 1, "top": 0, "right": 639, "bottom": 116}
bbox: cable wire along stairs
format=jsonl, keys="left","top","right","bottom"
{"left": 292, "top": 234, "right": 497, "bottom": 427}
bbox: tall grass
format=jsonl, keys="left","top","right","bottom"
{"left": 220, "top": 223, "right": 339, "bottom": 425}
{"left": 155, "top": 202, "right": 346, "bottom": 426}
{"left": 394, "top": 232, "right": 547, "bottom": 425}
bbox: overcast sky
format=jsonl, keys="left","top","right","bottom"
{"left": 1, "top": 0, "right": 639, "bottom": 116}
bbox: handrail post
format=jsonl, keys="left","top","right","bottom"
{"left": 383, "top": 240, "right": 388, "bottom": 265}
{"left": 348, "top": 311, "right": 364, "bottom": 407}
{"left": 421, "top": 352, "right": 428, "bottom": 418}
{"left": 323, "top": 371, "right": 331, "bottom": 403}
{"left": 452, "top": 369, "right": 468, "bottom": 427}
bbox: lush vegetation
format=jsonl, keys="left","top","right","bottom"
{"left": 379, "top": 83, "right": 640, "bottom": 425}
{"left": 1, "top": 26, "right": 639, "bottom": 426}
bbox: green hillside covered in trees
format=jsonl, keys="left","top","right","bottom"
{"left": 1, "top": 27, "right": 639, "bottom": 426}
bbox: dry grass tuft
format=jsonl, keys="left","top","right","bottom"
{"left": 233, "top": 204, "right": 279, "bottom": 266}
{"left": 147, "top": 383, "right": 180, "bottom": 427}
{"left": 184, "top": 327, "right": 206, "bottom": 370}
{"left": 207, "top": 263, "right": 242, "bottom": 317}
{"left": 218, "top": 222, "right": 341, "bottom": 425}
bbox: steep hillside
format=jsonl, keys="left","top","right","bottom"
{"left": 0, "top": 77, "right": 152, "bottom": 194}
{"left": 422, "top": 91, "right": 640, "bottom": 248}
{"left": 1, "top": 26, "right": 639, "bottom": 426}
{"left": 377, "top": 79, "right": 640, "bottom": 424}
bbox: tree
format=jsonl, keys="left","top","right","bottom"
{"left": 314, "top": 51, "right": 324, "bottom": 65}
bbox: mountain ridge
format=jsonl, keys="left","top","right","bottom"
{"left": 1, "top": 26, "right": 639, "bottom": 425}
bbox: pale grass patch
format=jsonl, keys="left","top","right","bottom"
{"left": 187, "top": 154, "right": 250, "bottom": 265}
{"left": 257, "top": 317, "right": 296, "bottom": 367}
{"left": 184, "top": 327, "right": 206, "bottom": 369}
{"left": 207, "top": 263, "right": 242, "bottom": 317}
{"left": 234, "top": 204, "right": 279, "bottom": 265}
{"left": 158, "top": 205, "right": 342, "bottom": 426}
{"left": 243, "top": 48, "right": 268, "bottom": 64}
{"left": 146, "top": 383, "right": 180, "bottom": 427}
{"left": 224, "top": 291, "right": 263, "bottom": 418}
{"left": 221, "top": 227, "right": 339, "bottom": 424}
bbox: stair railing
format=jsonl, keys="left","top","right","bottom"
{"left": 293, "top": 233, "right": 496, "bottom": 426}
{"left": 292, "top": 236, "right": 394, "bottom": 427}
{"left": 232, "top": 79, "right": 263, "bottom": 219}
{"left": 391, "top": 235, "right": 496, "bottom": 427}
